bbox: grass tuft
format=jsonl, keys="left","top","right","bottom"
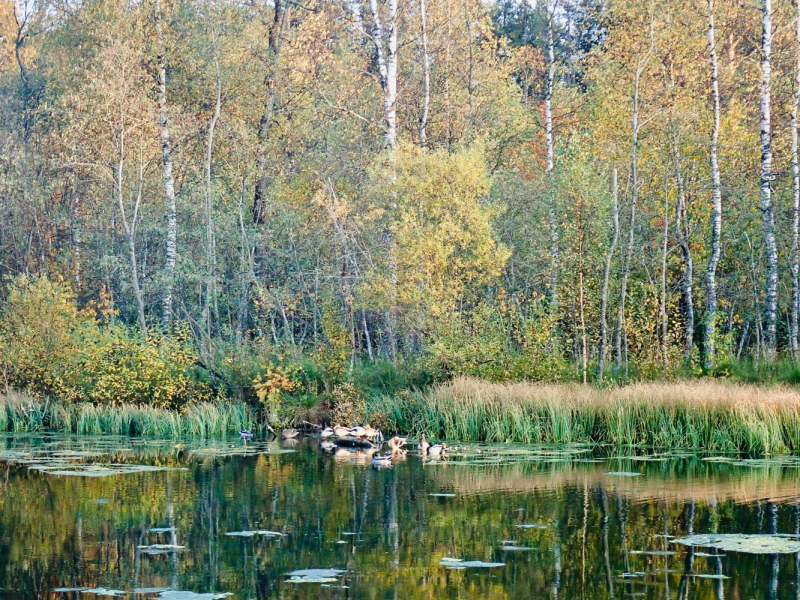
{"left": 373, "top": 377, "right": 800, "bottom": 453}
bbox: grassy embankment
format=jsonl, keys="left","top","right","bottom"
{"left": 5, "top": 377, "right": 800, "bottom": 453}
{"left": 0, "top": 390, "right": 257, "bottom": 437}
{"left": 373, "top": 377, "right": 800, "bottom": 453}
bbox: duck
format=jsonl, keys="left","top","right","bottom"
{"left": 363, "top": 424, "right": 378, "bottom": 439}
{"left": 320, "top": 427, "right": 335, "bottom": 439}
{"left": 282, "top": 428, "right": 299, "bottom": 439}
{"left": 371, "top": 454, "right": 393, "bottom": 468}
{"left": 388, "top": 436, "right": 407, "bottom": 453}
{"left": 319, "top": 440, "right": 336, "bottom": 453}
{"left": 239, "top": 430, "right": 254, "bottom": 441}
{"left": 333, "top": 424, "right": 351, "bottom": 438}
{"left": 418, "top": 434, "right": 430, "bottom": 456}
{"left": 349, "top": 425, "right": 367, "bottom": 438}
{"left": 427, "top": 442, "right": 447, "bottom": 457}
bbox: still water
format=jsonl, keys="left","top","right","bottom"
{"left": 1, "top": 434, "right": 800, "bottom": 599}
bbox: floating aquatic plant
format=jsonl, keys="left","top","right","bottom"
{"left": 286, "top": 569, "right": 345, "bottom": 583}
{"left": 673, "top": 534, "right": 800, "bottom": 554}
{"left": 224, "top": 530, "right": 283, "bottom": 538}
{"left": 439, "top": 557, "right": 505, "bottom": 569}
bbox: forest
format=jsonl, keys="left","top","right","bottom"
{"left": 2, "top": 0, "right": 800, "bottom": 417}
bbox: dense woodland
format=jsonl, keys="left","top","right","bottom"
{"left": 3, "top": 0, "right": 800, "bottom": 406}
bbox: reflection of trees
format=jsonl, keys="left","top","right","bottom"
{"left": 1, "top": 437, "right": 800, "bottom": 599}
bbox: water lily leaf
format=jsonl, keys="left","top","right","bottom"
{"left": 137, "top": 544, "right": 186, "bottom": 555}
{"left": 157, "top": 592, "right": 232, "bottom": 599}
{"left": 691, "top": 574, "right": 729, "bottom": 580}
{"left": 149, "top": 527, "right": 176, "bottom": 533}
{"left": 439, "top": 558, "right": 505, "bottom": 568}
{"left": 83, "top": 588, "right": 128, "bottom": 597}
{"left": 286, "top": 568, "right": 345, "bottom": 583}
{"left": 673, "top": 534, "right": 800, "bottom": 554}
{"left": 498, "top": 546, "right": 533, "bottom": 551}
{"left": 629, "top": 550, "right": 678, "bottom": 556}
{"left": 517, "top": 524, "right": 548, "bottom": 529}
{"left": 605, "top": 471, "right": 641, "bottom": 477}
{"left": 430, "top": 493, "right": 456, "bottom": 498}
{"left": 224, "top": 530, "right": 283, "bottom": 538}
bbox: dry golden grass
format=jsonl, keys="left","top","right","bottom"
{"left": 378, "top": 377, "right": 800, "bottom": 452}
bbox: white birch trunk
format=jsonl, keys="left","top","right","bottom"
{"left": 792, "top": 0, "right": 800, "bottom": 360}
{"left": 385, "top": 0, "right": 398, "bottom": 148}
{"left": 760, "top": 0, "right": 779, "bottom": 360}
{"left": 545, "top": 0, "right": 559, "bottom": 312}
{"left": 203, "top": 53, "right": 221, "bottom": 337}
{"left": 661, "top": 179, "right": 669, "bottom": 374}
{"left": 597, "top": 168, "right": 619, "bottom": 383}
{"left": 157, "top": 0, "right": 177, "bottom": 330}
{"left": 705, "top": 0, "right": 723, "bottom": 369}
{"left": 418, "top": 0, "right": 430, "bottom": 148}
{"left": 672, "top": 138, "right": 695, "bottom": 364}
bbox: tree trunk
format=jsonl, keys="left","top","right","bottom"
{"left": 156, "top": 0, "right": 177, "bottom": 330}
{"left": 761, "top": 0, "right": 778, "bottom": 360}
{"left": 661, "top": 176, "right": 670, "bottom": 374}
{"left": 418, "top": 0, "right": 430, "bottom": 148}
{"left": 672, "top": 136, "right": 694, "bottom": 364}
{"left": 792, "top": 0, "right": 800, "bottom": 361}
{"left": 369, "top": 0, "right": 398, "bottom": 149}
{"left": 597, "top": 168, "right": 619, "bottom": 383}
{"left": 203, "top": 52, "right": 221, "bottom": 337}
{"left": 545, "top": 1, "right": 559, "bottom": 312}
{"left": 705, "top": 0, "right": 723, "bottom": 370}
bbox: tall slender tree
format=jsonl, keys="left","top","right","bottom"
{"left": 791, "top": 0, "right": 800, "bottom": 360}
{"left": 760, "top": 0, "right": 778, "bottom": 360}
{"left": 705, "top": 0, "right": 723, "bottom": 369}
{"left": 545, "top": 0, "right": 559, "bottom": 312}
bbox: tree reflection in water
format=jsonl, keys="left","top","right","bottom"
{"left": 0, "top": 435, "right": 799, "bottom": 599}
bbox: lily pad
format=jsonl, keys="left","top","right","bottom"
{"left": 137, "top": 544, "right": 186, "bottom": 555}
{"left": 673, "top": 534, "right": 800, "bottom": 554}
{"left": 498, "top": 545, "right": 533, "bottom": 551}
{"left": 157, "top": 593, "right": 232, "bottom": 600}
{"left": 517, "top": 524, "right": 548, "bottom": 530}
{"left": 691, "top": 574, "right": 730, "bottom": 580}
{"left": 224, "top": 530, "right": 283, "bottom": 538}
{"left": 430, "top": 493, "right": 456, "bottom": 498}
{"left": 439, "top": 557, "right": 505, "bottom": 569}
{"left": 286, "top": 568, "right": 345, "bottom": 583}
{"left": 605, "top": 471, "right": 641, "bottom": 477}
{"left": 149, "top": 527, "right": 177, "bottom": 533}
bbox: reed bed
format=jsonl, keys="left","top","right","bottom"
{"left": 0, "top": 390, "right": 258, "bottom": 437}
{"left": 376, "top": 377, "right": 800, "bottom": 453}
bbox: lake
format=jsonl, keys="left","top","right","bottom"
{"left": 0, "top": 433, "right": 799, "bottom": 599}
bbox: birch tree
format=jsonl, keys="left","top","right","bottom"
{"left": 596, "top": 168, "right": 618, "bottom": 383}
{"left": 760, "top": 0, "right": 778, "bottom": 360}
{"left": 418, "top": 0, "right": 430, "bottom": 148}
{"left": 545, "top": 0, "right": 559, "bottom": 311}
{"left": 791, "top": 0, "right": 800, "bottom": 360}
{"left": 368, "top": 0, "right": 399, "bottom": 149}
{"left": 704, "top": 0, "right": 723, "bottom": 370}
{"left": 155, "top": 0, "right": 177, "bottom": 329}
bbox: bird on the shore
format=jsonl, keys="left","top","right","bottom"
{"left": 333, "top": 424, "right": 350, "bottom": 437}
{"left": 371, "top": 454, "right": 393, "bottom": 468}
{"left": 364, "top": 424, "right": 378, "bottom": 439}
{"left": 418, "top": 434, "right": 430, "bottom": 456}
{"left": 349, "top": 425, "right": 367, "bottom": 438}
{"left": 282, "top": 428, "right": 299, "bottom": 439}
{"left": 388, "top": 436, "right": 407, "bottom": 453}
{"left": 427, "top": 443, "right": 447, "bottom": 457}
{"left": 239, "top": 430, "right": 254, "bottom": 441}
{"left": 320, "top": 426, "right": 335, "bottom": 439}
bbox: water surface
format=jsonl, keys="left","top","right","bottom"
{"left": 0, "top": 434, "right": 799, "bottom": 599}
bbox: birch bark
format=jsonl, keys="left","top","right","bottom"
{"left": 791, "top": 0, "right": 800, "bottom": 360}
{"left": 760, "top": 0, "right": 778, "bottom": 360}
{"left": 545, "top": 0, "right": 559, "bottom": 312}
{"left": 418, "top": 0, "right": 430, "bottom": 148}
{"left": 597, "top": 169, "right": 618, "bottom": 383}
{"left": 672, "top": 138, "right": 694, "bottom": 364}
{"left": 705, "top": 0, "right": 723, "bottom": 369}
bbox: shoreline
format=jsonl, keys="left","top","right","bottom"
{"left": 4, "top": 378, "right": 800, "bottom": 453}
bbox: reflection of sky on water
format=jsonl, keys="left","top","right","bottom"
{"left": 0, "top": 434, "right": 799, "bottom": 599}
